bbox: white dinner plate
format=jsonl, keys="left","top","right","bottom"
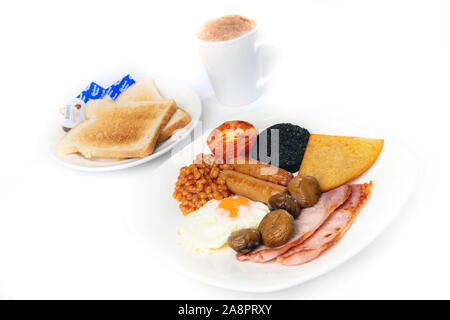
{"left": 50, "top": 78, "right": 202, "bottom": 172}
{"left": 129, "top": 110, "right": 417, "bottom": 292}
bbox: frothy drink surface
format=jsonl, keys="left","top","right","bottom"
{"left": 197, "top": 15, "right": 256, "bottom": 42}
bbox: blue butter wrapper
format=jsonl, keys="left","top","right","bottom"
{"left": 106, "top": 74, "right": 136, "bottom": 100}
{"left": 76, "top": 82, "right": 106, "bottom": 103}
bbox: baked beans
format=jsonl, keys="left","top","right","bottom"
{"left": 173, "top": 154, "right": 234, "bottom": 215}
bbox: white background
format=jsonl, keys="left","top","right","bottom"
{"left": 0, "top": 0, "right": 449, "bottom": 299}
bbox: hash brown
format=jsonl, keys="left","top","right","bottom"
{"left": 299, "top": 134, "right": 384, "bottom": 191}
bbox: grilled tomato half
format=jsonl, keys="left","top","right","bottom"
{"left": 207, "top": 120, "right": 257, "bottom": 162}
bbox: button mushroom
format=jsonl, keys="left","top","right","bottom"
{"left": 227, "top": 228, "right": 261, "bottom": 254}
{"left": 268, "top": 193, "right": 302, "bottom": 218}
{"left": 287, "top": 174, "right": 321, "bottom": 208}
{"left": 258, "top": 210, "right": 294, "bottom": 248}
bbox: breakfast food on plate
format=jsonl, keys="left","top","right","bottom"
{"left": 178, "top": 196, "right": 269, "bottom": 254}
{"left": 299, "top": 134, "right": 384, "bottom": 191}
{"left": 174, "top": 119, "right": 382, "bottom": 266}
{"left": 232, "top": 157, "right": 293, "bottom": 186}
{"left": 268, "top": 193, "right": 302, "bottom": 218}
{"left": 287, "top": 174, "right": 322, "bottom": 208}
{"left": 57, "top": 100, "right": 177, "bottom": 159}
{"left": 57, "top": 75, "right": 192, "bottom": 160}
{"left": 219, "top": 170, "right": 286, "bottom": 204}
{"left": 207, "top": 120, "right": 258, "bottom": 162}
{"left": 237, "top": 185, "right": 352, "bottom": 262}
{"left": 258, "top": 210, "right": 294, "bottom": 248}
{"left": 86, "top": 97, "right": 190, "bottom": 143}
{"left": 277, "top": 183, "right": 372, "bottom": 265}
{"left": 250, "top": 123, "right": 310, "bottom": 173}
{"left": 94, "top": 76, "right": 192, "bottom": 143}
{"left": 173, "top": 154, "right": 234, "bottom": 215}
{"left": 227, "top": 228, "right": 261, "bottom": 254}
{"left": 156, "top": 108, "right": 191, "bottom": 143}
{"left": 115, "top": 76, "right": 163, "bottom": 102}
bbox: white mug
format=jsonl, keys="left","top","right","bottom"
{"left": 197, "top": 26, "right": 278, "bottom": 106}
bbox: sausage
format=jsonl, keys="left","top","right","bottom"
{"left": 219, "top": 170, "right": 286, "bottom": 204}
{"left": 232, "top": 157, "right": 293, "bottom": 186}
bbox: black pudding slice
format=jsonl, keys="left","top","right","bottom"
{"left": 250, "top": 123, "right": 310, "bottom": 173}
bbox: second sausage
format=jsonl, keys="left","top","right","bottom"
{"left": 219, "top": 170, "right": 287, "bottom": 204}
{"left": 232, "top": 157, "right": 294, "bottom": 186}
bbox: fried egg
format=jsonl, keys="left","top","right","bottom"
{"left": 178, "top": 196, "right": 269, "bottom": 254}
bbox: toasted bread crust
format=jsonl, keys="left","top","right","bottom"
{"left": 57, "top": 100, "right": 177, "bottom": 159}
{"left": 115, "top": 76, "right": 191, "bottom": 142}
{"left": 157, "top": 108, "right": 191, "bottom": 143}
{"left": 140, "top": 101, "right": 177, "bottom": 155}
{"left": 84, "top": 77, "right": 191, "bottom": 144}
{"left": 116, "top": 76, "right": 163, "bottom": 102}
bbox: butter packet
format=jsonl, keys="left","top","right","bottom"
{"left": 105, "top": 74, "right": 135, "bottom": 100}
{"left": 77, "top": 81, "right": 106, "bottom": 103}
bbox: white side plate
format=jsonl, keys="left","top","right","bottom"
{"left": 50, "top": 78, "right": 202, "bottom": 172}
{"left": 129, "top": 111, "right": 417, "bottom": 292}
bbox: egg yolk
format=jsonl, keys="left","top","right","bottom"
{"left": 217, "top": 196, "right": 250, "bottom": 218}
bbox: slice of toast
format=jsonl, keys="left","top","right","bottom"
{"left": 85, "top": 99, "right": 191, "bottom": 143}
{"left": 57, "top": 100, "right": 177, "bottom": 159}
{"left": 116, "top": 76, "right": 163, "bottom": 102}
{"left": 299, "top": 134, "right": 384, "bottom": 191}
{"left": 84, "top": 98, "right": 117, "bottom": 119}
{"left": 157, "top": 108, "right": 191, "bottom": 143}
{"left": 115, "top": 76, "right": 191, "bottom": 142}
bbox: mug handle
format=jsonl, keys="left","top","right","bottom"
{"left": 256, "top": 43, "right": 279, "bottom": 90}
